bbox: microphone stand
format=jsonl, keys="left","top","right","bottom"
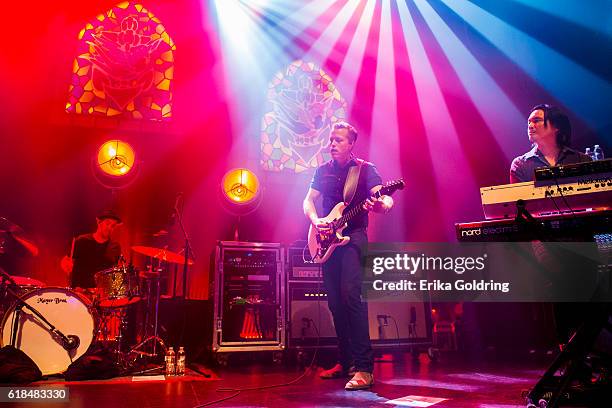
{"left": 174, "top": 197, "right": 196, "bottom": 298}
{"left": 0, "top": 268, "right": 78, "bottom": 351}
{"left": 174, "top": 196, "right": 196, "bottom": 357}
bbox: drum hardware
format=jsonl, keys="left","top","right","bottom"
{"left": 79, "top": 259, "right": 169, "bottom": 375}
{"left": 130, "top": 244, "right": 193, "bottom": 355}
{"left": 125, "top": 260, "right": 166, "bottom": 361}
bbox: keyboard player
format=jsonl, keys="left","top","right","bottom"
{"left": 509, "top": 103, "right": 600, "bottom": 346}
{"left": 510, "top": 104, "right": 590, "bottom": 184}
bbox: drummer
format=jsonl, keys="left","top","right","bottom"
{"left": 60, "top": 209, "right": 123, "bottom": 293}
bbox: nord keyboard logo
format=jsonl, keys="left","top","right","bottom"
{"left": 484, "top": 225, "right": 519, "bottom": 235}
{"left": 461, "top": 228, "right": 482, "bottom": 237}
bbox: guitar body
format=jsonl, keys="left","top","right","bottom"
{"left": 307, "top": 178, "right": 405, "bottom": 264}
{"left": 308, "top": 202, "right": 350, "bottom": 264}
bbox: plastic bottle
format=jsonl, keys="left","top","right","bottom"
{"left": 585, "top": 147, "right": 593, "bottom": 160}
{"left": 593, "top": 144, "right": 604, "bottom": 161}
{"left": 176, "top": 346, "right": 186, "bottom": 376}
{"left": 165, "top": 347, "right": 175, "bottom": 376}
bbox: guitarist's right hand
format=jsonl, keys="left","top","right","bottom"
{"left": 311, "top": 218, "right": 331, "bottom": 233}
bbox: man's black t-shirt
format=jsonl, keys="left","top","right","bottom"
{"left": 71, "top": 234, "right": 121, "bottom": 288}
{"left": 310, "top": 158, "right": 382, "bottom": 232}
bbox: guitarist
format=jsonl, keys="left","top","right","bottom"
{"left": 303, "top": 121, "right": 394, "bottom": 390}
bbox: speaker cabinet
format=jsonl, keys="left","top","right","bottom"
{"left": 285, "top": 245, "right": 433, "bottom": 349}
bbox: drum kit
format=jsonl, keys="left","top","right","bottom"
{"left": 0, "top": 217, "right": 193, "bottom": 376}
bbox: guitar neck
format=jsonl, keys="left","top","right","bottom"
{"left": 337, "top": 190, "right": 384, "bottom": 227}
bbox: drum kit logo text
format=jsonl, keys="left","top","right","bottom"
{"left": 36, "top": 297, "right": 68, "bottom": 305}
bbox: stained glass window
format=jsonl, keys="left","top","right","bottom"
{"left": 261, "top": 60, "right": 347, "bottom": 173}
{"left": 66, "top": 2, "right": 176, "bottom": 121}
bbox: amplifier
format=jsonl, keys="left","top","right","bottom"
{"left": 286, "top": 244, "right": 433, "bottom": 349}
{"left": 286, "top": 284, "right": 433, "bottom": 349}
{"left": 287, "top": 281, "right": 336, "bottom": 348}
{"left": 286, "top": 246, "right": 322, "bottom": 280}
{"left": 286, "top": 245, "right": 331, "bottom": 347}
{"left": 364, "top": 290, "right": 432, "bottom": 345}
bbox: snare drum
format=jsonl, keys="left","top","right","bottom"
{"left": 94, "top": 266, "right": 140, "bottom": 308}
{"left": 0, "top": 287, "right": 95, "bottom": 375}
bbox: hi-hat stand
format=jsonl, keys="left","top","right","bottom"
{"left": 126, "top": 262, "right": 167, "bottom": 372}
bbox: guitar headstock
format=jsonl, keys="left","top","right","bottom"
{"left": 380, "top": 178, "right": 405, "bottom": 196}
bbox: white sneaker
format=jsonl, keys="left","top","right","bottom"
{"left": 345, "top": 371, "right": 374, "bottom": 390}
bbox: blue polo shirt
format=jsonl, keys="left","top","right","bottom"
{"left": 509, "top": 146, "right": 591, "bottom": 183}
{"left": 310, "top": 158, "right": 382, "bottom": 231}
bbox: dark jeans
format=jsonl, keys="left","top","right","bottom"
{"left": 322, "top": 229, "right": 373, "bottom": 373}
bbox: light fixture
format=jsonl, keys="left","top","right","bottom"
{"left": 96, "top": 140, "right": 136, "bottom": 177}
{"left": 219, "top": 168, "right": 263, "bottom": 241}
{"left": 221, "top": 168, "right": 261, "bottom": 207}
{"left": 92, "top": 139, "right": 139, "bottom": 189}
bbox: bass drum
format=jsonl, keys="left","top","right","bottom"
{"left": 0, "top": 287, "right": 95, "bottom": 376}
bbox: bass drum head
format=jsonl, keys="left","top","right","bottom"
{"left": 1, "top": 287, "right": 95, "bottom": 376}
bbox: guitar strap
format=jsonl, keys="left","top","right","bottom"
{"left": 343, "top": 158, "right": 364, "bottom": 206}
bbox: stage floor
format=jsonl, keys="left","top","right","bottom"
{"left": 11, "top": 352, "right": 607, "bottom": 407}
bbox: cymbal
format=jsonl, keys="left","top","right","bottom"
{"left": 0, "top": 217, "right": 23, "bottom": 234}
{"left": 0, "top": 217, "right": 39, "bottom": 256}
{"left": 131, "top": 245, "right": 194, "bottom": 265}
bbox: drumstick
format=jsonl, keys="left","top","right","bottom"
{"left": 69, "top": 237, "right": 76, "bottom": 260}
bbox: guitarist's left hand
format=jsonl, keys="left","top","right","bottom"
{"left": 363, "top": 195, "right": 394, "bottom": 213}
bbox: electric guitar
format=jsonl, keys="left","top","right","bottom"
{"left": 307, "top": 179, "right": 405, "bottom": 263}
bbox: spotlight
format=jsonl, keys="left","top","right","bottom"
{"left": 93, "top": 139, "right": 139, "bottom": 189}
{"left": 221, "top": 168, "right": 261, "bottom": 207}
{"left": 219, "top": 168, "right": 263, "bottom": 240}
{"left": 96, "top": 140, "right": 135, "bottom": 177}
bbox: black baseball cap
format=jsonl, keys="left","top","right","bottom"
{"left": 96, "top": 209, "right": 122, "bottom": 224}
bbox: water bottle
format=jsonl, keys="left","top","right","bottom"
{"left": 176, "top": 346, "right": 186, "bottom": 376}
{"left": 593, "top": 144, "right": 604, "bottom": 161}
{"left": 585, "top": 147, "right": 593, "bottom": 160}
{"left": 165, "top": 347, "right": 175, "bottom": 376}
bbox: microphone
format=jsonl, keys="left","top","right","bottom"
{"left": 64, "top": 335, "right": 80, "bottom": 351}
